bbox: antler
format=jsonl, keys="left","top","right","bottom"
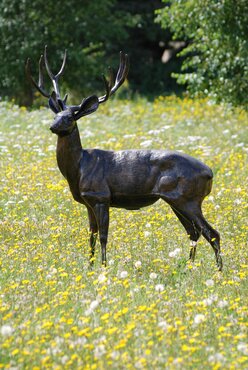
{"left": 44, "top": 45, "right": 67, "bottom": 104}
{"left": 26, "top": 48, "right": 129, "bottom": 115}
{"left": 26, "top": 46, "right": 68, "bottom": 110}
{"left": 26, "top": 54, "right": 50, "bottom": 98}
{"left": 98, "top": 51, "right": 129, "bottom": 104}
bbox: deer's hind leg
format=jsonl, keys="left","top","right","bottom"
{"left": 175, "top": 205, "right": 222, "bottom": 271}
{"left": 170, "top": 206, "right": 201, "bottom": 262}
{"left": 161, "top": 192, "right": 222, "bottom": 271}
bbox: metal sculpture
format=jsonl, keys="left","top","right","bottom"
{"left": 26, "top": 47, "right": 222, "bottom": 270}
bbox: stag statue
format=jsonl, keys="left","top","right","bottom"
{"left": 26, "top": 47, "right": 222, "bottom": 270}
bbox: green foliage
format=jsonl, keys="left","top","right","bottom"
{"left": 117, "top": 1, "right": 180, "bottom": 96}
{"left": 0, "top": 0, "right": 130, "bottom": 105}
{"left": 0, "top": 0, "right": 185, "bottom": 105}
{"left": 156, "top": 0, "right": 248, "bottom": 107}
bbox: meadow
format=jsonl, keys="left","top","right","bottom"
{"left": 0, "top": 96, "right": 247, "bottom": 369}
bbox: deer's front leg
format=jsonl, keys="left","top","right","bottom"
{"left": 93, "top": 203, "right": 109, "bottom": 266}
{"left": 87, "top": 207, "right": 98, "bottom": 265}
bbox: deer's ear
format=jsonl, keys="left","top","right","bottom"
{"left": 74, "top": 95, "right": 99, "bottom": 120}
{"left": 48, "top": 91, "right": 60, "bottom": 114}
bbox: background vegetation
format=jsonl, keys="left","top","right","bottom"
{"left": 0, "top": 0, "right": 247, "bottom": 107}
{"left": 0, "top": 0, "right": 171, "bottom": 105}
{"left": 0, "top": 97, "right": 247, "bottom": 368}
{"left": 156, "top": 0, "right": 248, "bottom": 107}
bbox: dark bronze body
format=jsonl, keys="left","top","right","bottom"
{"left": 26, "top": 48, "right": 222, "bottom": 270}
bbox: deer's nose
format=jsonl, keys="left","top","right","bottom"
{"left": 50, "top": 124, "right": 57, "bottom": 133}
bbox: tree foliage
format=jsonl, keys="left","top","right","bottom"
{"left": 0, "top": 0, "right": 178, "bottom": 105}
{"left": 117, "top": 1, "right": 181, "bottom": 97}
{"left": 156, "top": 0, "right": 248, "bottom": 107}
{"left": 0, "top": 0, "right": 130, "bottom": 105}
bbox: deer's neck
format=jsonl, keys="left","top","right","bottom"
{"left": 56, "top": 124, "right": 83, "bottom": 183}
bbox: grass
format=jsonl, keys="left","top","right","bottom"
{"left": 0, "top": 96, "right": 247, "bottom": 369}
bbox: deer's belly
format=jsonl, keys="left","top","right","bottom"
{"left": 110, "top": 194, "right": 160, "bottom": 210}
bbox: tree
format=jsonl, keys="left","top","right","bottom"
{"left": 116, "top": 0, "right": 182, "bottom": 97}
{"left": 0, "top": 0, "right": 186, "bottom": 105}
{"left": 0, "top": 0, "right": 130, "bottom": 105}
{"left": 0, "top": 0, "right": 190, "bottom": 105}
{"left": 156, "top": 0, "right": 248, "bottom": 107}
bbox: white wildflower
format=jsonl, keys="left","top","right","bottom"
{"left": 202, "top": 297, "right": 213, "bottom": 306}
{"left": 0, "top": 325, "right": 14, "bottom": 336}
{"left": 49, "top": 267, "right": 57, "bottom": 275}
{"left": 205, "top": 279, "right": 214, "bottom": 287}
{"left": 211, "top": 294, "right": 219, "bottom": 302}
{"left": 98, "top": 273, "right": 107, "bottom": 283}
{"left": 169, "top": 248, "right": 181, "bottom": 258}
{"left": 233, "top": 276, "right": 241, "bottom": 282}
{"left": 94, "top": 344, "right": 106, "bottom": 358}
{"left": 149, "top": 272, "right": 158, "bottom": 280}
{"left": 234, "top": 198, "right": 242, "bottom": 205}
{"left": 144, "top": 231, "right": 151, "bottom": 237}
{"left": 135, "top": 360, "right": 144, "bottom": 369}
{"left": 158, "top": 320, "right": 169, "bottom": 330}
{"left": 120, "top": 271, "right": 128, "bottom": 279}
{"left": 110, "top": 350, "right": 120, "bottom": 359}
{"left": 90, "top": 300, "right": 100, "bottom": 311}
{"left": 61, "top": 356, "right": 69, "bottom": 365}
{"left": 188, "top": 135, "right": 201, "bottom": 142}
{"left": 237, "top": 342, "right": 248, "bottom": 355}
{"left": 140, "top": 139, "right": 153, "bottom": 148}
{"left": 85, "top": 299, "right": 100, "bottom": 316}
{"left": 155, "top": 284, "right": 165, "bottom": 292}
{"left": 208, "top": 353, "right": 225, "bottom": 363}
{"left": 217, "top": 300, "right": 228, "bottom": 308}
{"left": 194, "top": 314, "right": 205, "bottom": 324}
{"left": 74, "top": 337, "right": 87, "bottom": 346}
{"left": 134, "top": 261, "right": 142, "bottom": 269}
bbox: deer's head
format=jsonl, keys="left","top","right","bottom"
{"left": 26, "top": 46, "right": 129, "bottom": 137}
{"left": 48, "top": 96, "right": 99, "bottom": 136}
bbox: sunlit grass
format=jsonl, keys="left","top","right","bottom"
{"left": 0, "top": 97, "right": 247, "bottom": 369}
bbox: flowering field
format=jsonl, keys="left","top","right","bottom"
{"left": 0, "top": 97, "right": 247, "bottom": 369}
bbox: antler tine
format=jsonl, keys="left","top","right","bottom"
{"left": 98, "top": 51, "right": 129, "bottom": 105}
{"left": 108, "top": 67, "right": 115, "bottom": 90}
{"left": 38, "top": 55, "right": 47, "bottom": 93}
{"left": 116, "top": 51, "right": 127, "bottom": 83}
{"left": 99, "top": 74, "right": 110, "bottom": 103}
{"left": 25, "top": 57, "right": 50, "bottom": 98}
{"left": 43, "top": 45, "right": 54, "bottom": 81}
{"left": 98, "top": 67, "right": 115, "bottom": 103}
{"left": 56, "top": 49, "right": 67, "bottom": 78}
{"left": 44, "top": 45, "right": 67, "bottom": 100}
{"left": 111, "top": 51, "right": 129, "bottom": 95}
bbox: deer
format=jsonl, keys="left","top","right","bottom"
{"left": 26, "top": 46, "right": 223, "bottom": 271}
